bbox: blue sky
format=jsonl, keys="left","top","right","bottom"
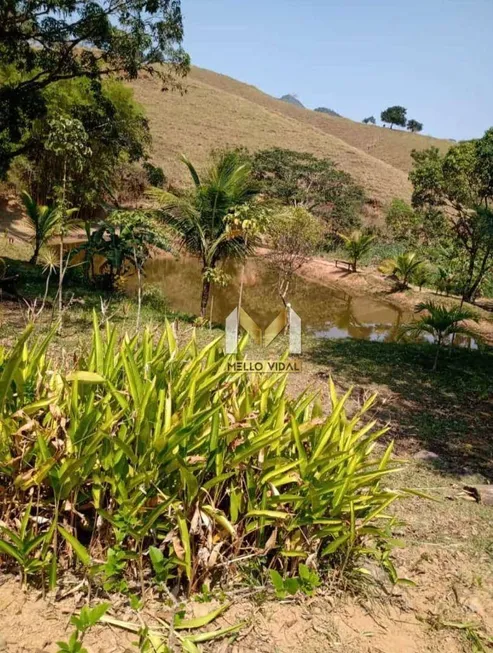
{"left": 182, "top": 0, "right": 492, "bottom": 141}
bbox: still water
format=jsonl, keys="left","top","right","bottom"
{"left": 128, "top": 255, "right": 412, "bottom": 342}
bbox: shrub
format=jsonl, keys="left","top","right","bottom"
{"left": 251, "top": 148, "right": 366, "bottom": 236}
{"left": 143, "top": 161, "right": 166, "bottom": 188}
{"left": 142, "top": 284, "right": 169, "bottom": 312}
{"left": 385, "top": 199, "right": 421, "bottom": 244}
{"left": 379, "top": 252, "right": 425, "bottom": 290}
{"left": 411, "top": 262, "right": 433, "bottom": 291}
{"left": 0, "top": 317, "right": 406, "bottom": 595}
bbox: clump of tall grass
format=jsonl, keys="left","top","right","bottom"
{"left": 0, "top": 314, "right": 407, "bottom": 595}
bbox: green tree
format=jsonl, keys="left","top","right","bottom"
{"left": 150, "top": 150, "right": 262, "bottom": 317}
{"left": 8, "top": 77, "right": 151, "bottom": 216}
{"left": 399, "top": 301, "right": 478, "bottom": 370}
{"left": 409, "top": 129, "right": 493, "bottom": 302}
{"left": 362, "top": 116, "right": 376, "bottom": 125}
{"left": 0, "top": 0, "right": 189, "bottom": 176}
{"left": 379, "top": 252, "right": 424, "bottom": 289}
{"left": 314, "top": 107, "right": 340, "bottom": 117}
{"left": 385, "top": 199, "right": 421, "bottom": 243}
{"left": 251, "top": 148, "right": 365, "bottom": 235}
{"left": 111, "top": 210, "right": 170, "bottom": 329}
{"left": 407, "top": 119, "right": 423, "bottom": 133}
{"left": 226, "top": 200, "right": 271, "bottom": 313}
{"left": 45, "top": 115, "right": 89, "bottom": 320}
{"left": 143, "top": 162, "right": 166, "bottom": 188}
{"left": 20, "top": 191, "right": 60, "bottom": 264}
{"left": 339, "top": 230, "right": 375, "bottom": 272}
{"left": 380, "top": 106, "right": 407, "bottom": 129}
{"left": 267, "top": 206, "right": 323, "bottom": 304}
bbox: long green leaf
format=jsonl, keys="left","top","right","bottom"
{"left": 58, "top": 526, "right": 91, "bottom": 567}
{"left": 174, "top": 602, "right": 231, "bottom": 629}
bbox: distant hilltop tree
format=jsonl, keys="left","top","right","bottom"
{"left": 362, "top": 116, "right": 376, "bottom": 125}
{"left": 279, "top": 94, "right": 305, "bottom": 108}
{"left": 407, "top": 119, "right": 423, "bottom": 133}
{"left": 380, "top": 106, "right": 407, "bottom": 129}
{"left": 314, "top": 107, "right": 341, "bottom": 117}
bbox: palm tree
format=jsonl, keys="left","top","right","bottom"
{"left": 339, "top": 230, "right": 375, "bottom": 272}
{"left": 434, "top": 265, "right": 455, "bottom": 296}
{"left": 150, "top": 151, "right": 260, "bottom": 317}
{"left": 399, "top": 301, "right": 478, "bottom": 370}
{"left": 379, "top": 252, "right": 424, "bottom": 290}
{"left": 411, "top": 263, "right": 431, "bottom": 291}
{"left": 20, "top": 191, "right": 60, "bottom": 265}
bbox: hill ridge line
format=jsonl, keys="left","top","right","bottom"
{"left": 189, "top": 69, "right": 411, "bottom": 179}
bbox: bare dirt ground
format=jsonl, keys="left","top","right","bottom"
{"left": 1, "top": 463, "right": 493, "bottom": 653}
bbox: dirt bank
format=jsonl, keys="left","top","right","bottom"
{"left": 256, "top": 248, "right": 493, "bottom": 345}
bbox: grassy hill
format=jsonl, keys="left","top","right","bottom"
{"left": 129, "top": 66, "right": 453, "bottom": 219}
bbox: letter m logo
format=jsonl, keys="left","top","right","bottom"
{"left": 225, "top": 307, "right": 301, "bottom": 354}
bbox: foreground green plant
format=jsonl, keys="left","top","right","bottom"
{"left": 269, "top": 564, "right": 321, "bottom": 598}
{"left": 57, "top": 604, "right": 110, "bottom": 653}
{"left": 0, "top": 315, "right": 407, "bottom": 597}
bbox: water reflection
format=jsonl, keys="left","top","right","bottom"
{"left": 127, "top": 255, "right": 412, "bottom": 342}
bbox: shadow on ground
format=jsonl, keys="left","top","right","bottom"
{"left": 307, "top": 338, "right": 493, "bottom": 479}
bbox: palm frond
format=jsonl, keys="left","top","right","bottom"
{"left": 397, "top": 322, "right": 436, "bottom": 341}
{"left": 402, "top": 301, "right": 480, "bottom": 346}
{"left": 145, "top": 187, "right": 171, "bottom": 205}
{"left": 181, "top": 155, "right": 201, "bottom": 187}
{"left": 443, "top": 325, "right": 478, "bottom": 340}
{"left": 39, "top": 247, "right": 60, "bottom": 271}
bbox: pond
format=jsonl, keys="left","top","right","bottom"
{"left": 126, "top": 255, "right": 413, "bottom": 343}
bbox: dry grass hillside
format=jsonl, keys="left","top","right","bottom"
{"left": 189, "top": 67, "right": 453, "bottom": 173}
{"left": 129, "top": 66, "right": 452, "bottom": 217}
